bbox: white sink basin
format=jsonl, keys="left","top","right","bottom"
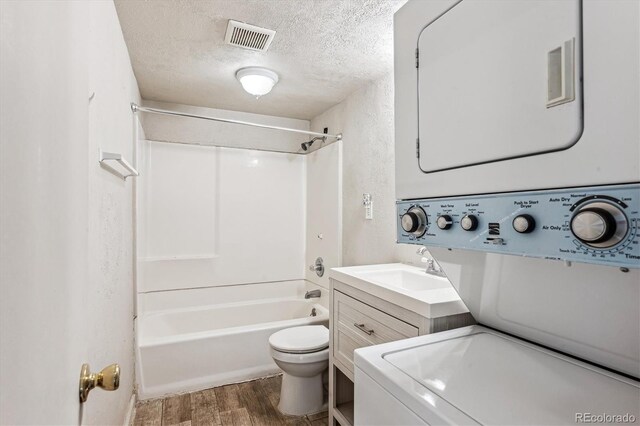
{"left": 329, "top": 263, "right": 468, "bottom": 319}
{"left": 355, "top": 269, "right": 451, "bottom": 292}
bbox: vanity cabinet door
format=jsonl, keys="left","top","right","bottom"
{"left": 333, "top": 291, "right": 418, "bottom": 373}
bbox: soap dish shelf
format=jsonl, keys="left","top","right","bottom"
{"left": 99, "top": 150, "right": 139, "bottom": 180}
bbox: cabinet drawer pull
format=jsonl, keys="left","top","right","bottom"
{"left": 354, "top": 323, "right": 374, "bottom": 335}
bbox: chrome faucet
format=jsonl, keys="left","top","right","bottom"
{"left": 305, "top": 289, "right": 321, "bottom": 299}
{"left": 417, "top": 246, "right": 447, "bottom": 277}
{"left": 425, "top": 258, "right": 447, "bottom": 277}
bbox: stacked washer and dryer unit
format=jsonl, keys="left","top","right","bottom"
{"left": 355, "top": 0, "right": 639, "bottom": 424}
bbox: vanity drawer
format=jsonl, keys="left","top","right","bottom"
{"left": 333, "top": 291, "right": 418, "bottom": 372}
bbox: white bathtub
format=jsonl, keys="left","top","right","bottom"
{"left": 136, "top": 280, "right": 329, "bottom": 399}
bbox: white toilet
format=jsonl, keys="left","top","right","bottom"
{"left": 268, "top": 325, "right": 329, "bottom": 416}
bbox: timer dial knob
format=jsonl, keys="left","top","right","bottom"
{"left": 571, "top": 208, "right": 616, "bottom": 244}
{"left": 513, "top": 214, "right": 535, "bottom": 233}
{"left": 460, "top": 214, "right": 478, "bottom": 231}
{"left": 436, "top": 215, "right": 453, "bottom": 230}
{"left": 569, "top": 201, "right": 628, "bottom": 248}
{"left": 401, "top": 206, "right": 428, "bottom": 237}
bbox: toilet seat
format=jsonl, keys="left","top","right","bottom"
{"left": 269, "top": 325, "right": 329, "bottom": 354}
{"left": 270, "top": 347, "right": 329, "bottom": 364}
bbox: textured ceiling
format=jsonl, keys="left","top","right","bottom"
{"left": 114, "top": 0, "right": 406, "bottom": 120}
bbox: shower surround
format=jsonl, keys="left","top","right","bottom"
{"left": 134, "top": 108, "right": 341, "bottom": 398}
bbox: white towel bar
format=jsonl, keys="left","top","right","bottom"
{"left": 99, "top": 150, "right": 139, "bottom": 180}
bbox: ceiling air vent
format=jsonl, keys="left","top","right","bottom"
{"left": 224, "top": 20, "right": 276, "bottom": 52}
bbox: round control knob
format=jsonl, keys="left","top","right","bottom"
{"left": 401, "top": 206, "right": 427, "bottom": 237}
{"left": 513, "top": 214, "right": 535, "bottom": 234}
{"left": 571, "top": 208, "right": 616, "bottom": 244}
{"left": 460, "top": 214, "right": 478, "bottom": 231}
{"left": 569, "top": 201, "right": 628, "bottom": 248}
{"left": 436, "top": 215, "right": 453, "bottom": 230}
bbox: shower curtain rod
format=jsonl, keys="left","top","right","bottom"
{"left": 131, "top": 103, "right": 342, "bottom": 141}
{"left": 142, "top": 138, "right": 314, "bottom": 156}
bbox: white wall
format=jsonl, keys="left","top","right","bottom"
{"left": 1, "top": 1, "right": 140, "bottom": 424}
{"left": 310, "top": 74, "right": 417, "bottom": 267}
{"left": 305, "top": 142, "right": 343, "bottom": 289}
{"left": 137, "top": 140, "right": 306, "bottom": 293}
{"left": 86, "top": 3, "right": 141, "bottom": 423}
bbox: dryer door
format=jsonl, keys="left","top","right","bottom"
{"left": 417, "top": 0, "right": 583, "bottom": 173}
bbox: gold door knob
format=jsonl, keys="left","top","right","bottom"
{"left": 79, "top": 363, "right": 120, "bottom": 403}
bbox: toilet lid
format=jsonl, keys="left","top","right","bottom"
{"left": 269, "top": 325, "right": 329, "bottom": 354}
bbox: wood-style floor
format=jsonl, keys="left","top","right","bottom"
{"left": 133, "top": 375, "right": 328, "bottom": 426}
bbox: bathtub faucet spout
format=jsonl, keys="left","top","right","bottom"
{"left": 305, "top": 290, "right": 321, "bottom": 299}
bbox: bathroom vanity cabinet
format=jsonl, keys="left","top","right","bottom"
{"left": 328, "top": 266, "right": 474, "bottom": 426}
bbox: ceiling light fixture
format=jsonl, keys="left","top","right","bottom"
{"left": 236, "top": 67, "right": 279, "bottom": 98}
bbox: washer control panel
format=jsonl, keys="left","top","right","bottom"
{"left": 396, "top": 184, "right": 640, "bottom": 268}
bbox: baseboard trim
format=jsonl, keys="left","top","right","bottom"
{"left": 123, "top": 394, "right": 136, "bottom": 426}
